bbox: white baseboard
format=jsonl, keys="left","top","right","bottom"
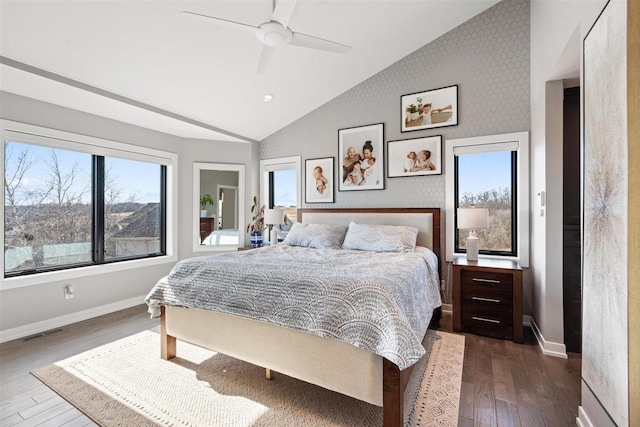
{"left": 529, "top": 316, "right": 568, "bottom": 358}
{"left": 577, "top": 406, "right": 593, "bottom": 427}
{"left": 578, "top": 380, "right": 617, "bottom": 427}
{"left": 0, "top": 295, "right": 147, "bottom": 343}
{"left": 441, "top": 303, "right": 452, "bottom": 314}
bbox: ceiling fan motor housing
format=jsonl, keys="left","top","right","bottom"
{"left": 256, "top": 21, "right": 293, "bottom": 46}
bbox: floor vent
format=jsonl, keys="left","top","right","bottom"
{"left": 21, "top": 328, "right": 63, "bottom": 341}
{"left": 22, "top": 333, "right": 45, "bottom": 341}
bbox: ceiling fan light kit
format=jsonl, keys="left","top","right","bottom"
{"left": 257, "top": 22, "right": 293, "bottom": 46}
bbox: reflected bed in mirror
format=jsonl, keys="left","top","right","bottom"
{"left": 193, "top": 162, "right": 245, "bottom": 251}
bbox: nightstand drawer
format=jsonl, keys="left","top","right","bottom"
{"left": 460, "top": 270, "right": 513, "bottom": 288}
{"left": 461, "top": 280, "right": 512, "bottom": 303}
{"left": 461, "top": 304, "right": 513, "bottom": 340}
{"left": 462, "top": 299, "right": 513, "bottom": 317}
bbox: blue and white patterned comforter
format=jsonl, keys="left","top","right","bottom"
{"left": 145, "top": 245, "right": 441, "bottom": 370}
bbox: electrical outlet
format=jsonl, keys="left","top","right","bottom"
{"left": 64, "top": 285, "right": 74, "bottom": 300}
{"left": 440, "top": 279, "right": 446, "bottom": 291}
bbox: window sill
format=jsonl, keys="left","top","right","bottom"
{"left": 1, "top": 254, "right": 177, "bottom": 290}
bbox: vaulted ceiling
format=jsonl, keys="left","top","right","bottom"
{"left": 0, "top": 0, "right": 500, "bottom": 142}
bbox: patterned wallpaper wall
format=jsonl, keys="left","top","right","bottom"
{"left": 260, "top": 0, "right": 530, "bottom": 301}
{"left": 260, "top": 0, "right": 530, "bottom": 211}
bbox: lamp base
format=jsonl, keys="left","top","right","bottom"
{"left": 270, "top": 228, "right": 278, "bottom": 246}
{"left": 466, "top": 235, "right": 479, "bottom": 261}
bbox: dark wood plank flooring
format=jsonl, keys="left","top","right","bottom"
{"left": 0, "top": 306, "right": 581, "bottom": 426}
{"left": 438, "top": 315, "right": 581, "bottom": 426}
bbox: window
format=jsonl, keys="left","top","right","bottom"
{"left": 270, "top": 168, "right": 298, "bottom": 215}
{"left": 2, "top": 120, "right": 175, "bottom": 282}
{"left": 455, "top": 150, "right": 516, "bottom": 255}
{"left": 446, "top": 132, "right": 529, "bottom": 266}
{"left": 260, "top": 156, "right": 301, "bottom": 238}
{"left": 4, "top": 143, "right": 93, "bottom": 273}
{"left": 103, "top": 157, "right": 164, "bottom": 260}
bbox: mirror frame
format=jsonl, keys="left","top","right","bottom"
{"left": 193, "top": 162, "right": 245, "bottom": 252}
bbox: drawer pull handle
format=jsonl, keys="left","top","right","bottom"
{"left": 472, "top": 316, "right": 501, "bottom": 324}
{"left": 472, "top": 296, "right": 501, "bottom": 303}
{"left": 472, "top": 278, "right": 501, "bottom": 284}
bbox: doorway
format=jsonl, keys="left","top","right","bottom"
{"left": 217, "top": 185, "right": 238, "bottom": 230}
{"left": 563, "top": 86, "right": 582, "bottom": 353}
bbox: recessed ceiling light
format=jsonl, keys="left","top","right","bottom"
{"left": 262, "top": 94, "right": 274, "bottom": 102}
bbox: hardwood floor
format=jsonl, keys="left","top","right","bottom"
{"left": 0, "top": 306, "right": 581, "bottom": 426}
{"left": 0, "top": 305, "right": 158, "bottom": 426}
{"left": 437, "top": 315, "right": 582, "bottom": 427}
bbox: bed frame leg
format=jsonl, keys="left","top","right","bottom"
{"left": 382, "top": 358, "right": 404, "bottom": 427}
{"left": 429, "top": 306, "right": 442, "bottom": 329}
{"left": 265, "top": 368, "right": 273, "bottom": 380}
{"left": 160, "top": 306, "right": 176, "bottom": 360}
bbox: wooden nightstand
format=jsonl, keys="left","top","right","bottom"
{"left": 452, "top": 257, "right": 523, "bottom": 343}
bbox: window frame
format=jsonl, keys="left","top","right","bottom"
{"left": 1, "top": 120, "right": 178, "bottom": 289}
{"left": 259, "top": 156, "right": 302, "bottom": 209}
{"left": 445, "top": 131, "right": 529, "bottom": 267}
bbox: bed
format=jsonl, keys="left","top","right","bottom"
{"left": 146, "top": 208, "right": 442, "bottom": 427}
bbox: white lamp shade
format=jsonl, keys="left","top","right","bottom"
{"left": 457, "top": 208, "right": 489, "bottom": 230}
{"left": 264, "top": 208, "right": 284, "bottom": 226}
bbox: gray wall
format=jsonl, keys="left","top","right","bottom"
{"left": 260, "top": 0, "right": 530, "bottom": 302}
{"left": 0, "top": 92, "right": 254, "bottom": 335}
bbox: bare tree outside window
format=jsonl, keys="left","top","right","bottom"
{"left": 4, "top": 142, "right": 92, "bottom": 272}
{"left": 456, "top": 151, "right": 515, "bottom": 255}
{"left": 4, "top": 141, "right": 163, "bottom": 275}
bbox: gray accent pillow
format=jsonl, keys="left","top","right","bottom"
{"left": 282, "top": 223, "right": 348, "bottom": 249}
{"left": 342, "top": 221, "right": 418, "bottom": 253}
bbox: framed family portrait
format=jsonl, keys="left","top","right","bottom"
{"left": 387, "top": 135, "right": 442, "bottom": 177}
{"left": 401, "top": 85, "right": 458, "bottom": 132}
{"left": 305, "top": 157, "right": 334, "bottom": 203}
{"left": 338, "top": 123, "right": 385, "bottom": 191}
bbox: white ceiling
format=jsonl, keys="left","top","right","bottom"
{"left": 0, "top": 0, "right": 500, "bottom": 143}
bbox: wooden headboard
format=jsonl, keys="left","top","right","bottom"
{"left": 297, "top": 208, "right": 441, "bottom": 263}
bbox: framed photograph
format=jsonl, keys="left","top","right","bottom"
{"left": 401, "top": 85, "right": 458, "bottom": 132}
{"left": 305, "top": 157, "right": 335, "bottom": 203}
{"left": 387, "top": 135, "right": 442, "bottom": 177}
{"left": 338, "top": 123, "right": 385, "bottom": 191}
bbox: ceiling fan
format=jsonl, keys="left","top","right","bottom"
{"left": 182, "top": 0, "right": 351, "bottom": 74}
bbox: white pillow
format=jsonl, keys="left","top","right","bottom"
{"left": 342, "top": 222, "right": 418, "bottom": 253}
{"left": 282, "top": 223, "right": 348, "bottom": 249}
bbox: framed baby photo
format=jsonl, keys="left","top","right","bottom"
{"left": 401, "top": 85, "right": 458, "bottom": 132}
{"left": 387, "top": 135, "right": 442, "bottom": 177}
{"left": 338, "top": 123, "right": 385, "bottom": 192}
{"left": 305, "top": 157, "right": 335, "bottom": 203}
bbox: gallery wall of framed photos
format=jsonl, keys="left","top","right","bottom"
{"left": 259, "top": 0, "right": 530, "bottom": 210}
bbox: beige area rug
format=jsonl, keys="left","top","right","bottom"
{"left": 32, "top": 329, "right": 464, "bottom": 427}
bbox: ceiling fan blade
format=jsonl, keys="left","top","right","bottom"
{"left": 271, "top": 0, "right": 298, "bottom": 28}
{"left": 290, "top": 32, "right": 351, "bottom": 54}
{"left": 181, "top": 11, "right": 258, "bottom": 33}
{"left": 257, "top": 45, "right": 276, "bottom": 74}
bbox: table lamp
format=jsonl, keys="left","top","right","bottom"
{"left": 457, "top": 207, "right": 489, "bottom": 261}
{"left": 264, "top": 208, "right": 284, "bottom": 246}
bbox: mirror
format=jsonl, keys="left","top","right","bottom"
{"left": 193, "top": 162, "right": 245, "bottom": 251}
